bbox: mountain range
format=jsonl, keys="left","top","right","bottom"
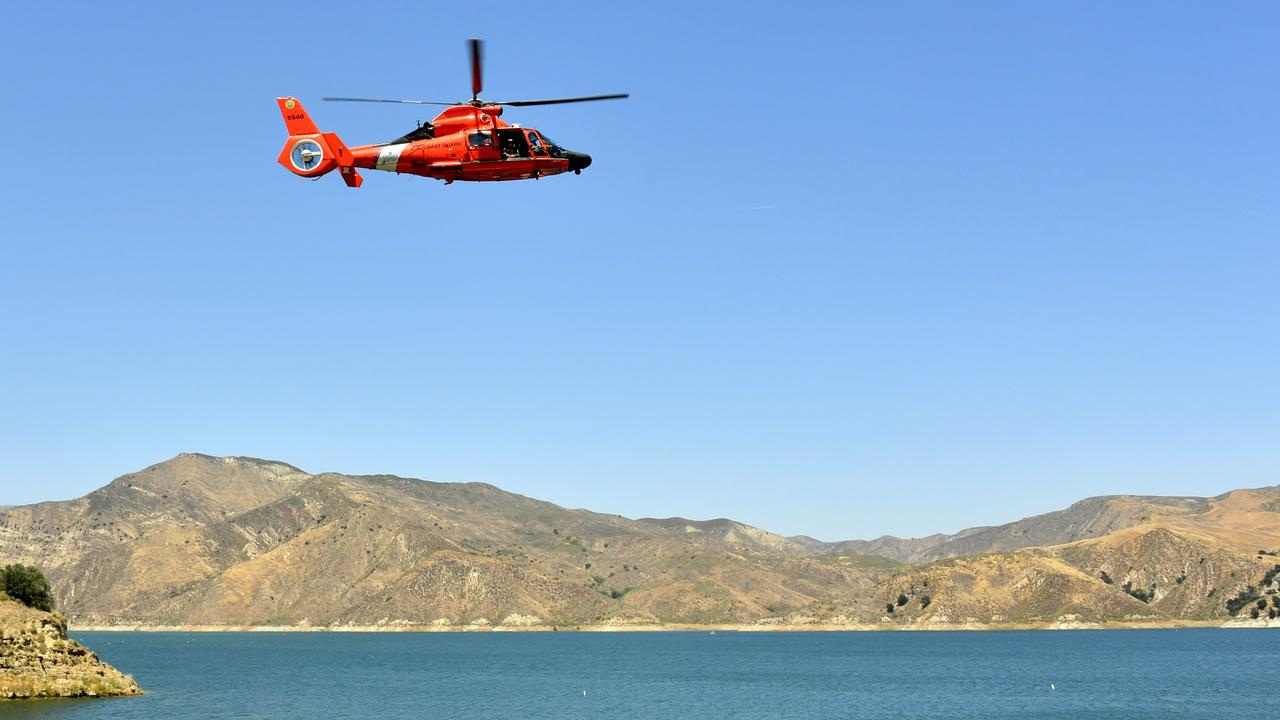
{"left": 1, "top": 453, "right": 1277, "bottom": 629}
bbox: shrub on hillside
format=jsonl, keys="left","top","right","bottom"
{"left": 0, "top": 564, "right": 54, "bottom": 612}
{"left": 1225, "top": 586, "right": 1260, "bottom": 615}
{"left": 1121, "top": 581, "right": 1156, "bottom": 604}
{"left": 1262, "top": 564, "right": 1280, "bottom": 588}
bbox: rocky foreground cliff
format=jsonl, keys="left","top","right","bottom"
{"left": 0, "top": 599, "right": 139, "bottom": 699}
{"left": 0, "top": 453, "right": 1277, "bottom": 630}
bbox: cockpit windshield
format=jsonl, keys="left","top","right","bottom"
{"left": 534, "top": 132, "right": 563, "bottom": 157}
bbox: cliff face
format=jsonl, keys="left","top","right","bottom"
{"left": 0, "top": 599, "right": 139, "bottom": 699}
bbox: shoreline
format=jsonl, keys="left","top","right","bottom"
{"left": 70, "top": 618, "right": 1278, "bottom": 633}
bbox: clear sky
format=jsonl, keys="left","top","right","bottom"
{"left": 1, "top": 1, "right": 1276, "bottom": 540}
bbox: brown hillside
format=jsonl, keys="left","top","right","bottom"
{"left": 794, "top": 493, "right": 1221, "bottom": 563}
{"left": 0, "top": 454, "right": 1275, "bottom": 629}
{"left": 0, "top": 455, "right": 891, "bottom": 627}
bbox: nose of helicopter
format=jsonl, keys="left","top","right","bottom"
{"left": 564, "top": 151, "right": 592, "bottom": 173}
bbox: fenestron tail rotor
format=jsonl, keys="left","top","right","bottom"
{"left": 289, "top": 139, "right": 324, "bottom": 172}
{"left": 322, "top": 38, "right": 628, "bottom": 109}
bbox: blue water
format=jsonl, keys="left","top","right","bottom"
{"left": 0, "top": 630, "right": 1273, "bottom": 718}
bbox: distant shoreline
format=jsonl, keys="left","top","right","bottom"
{"left": 70, "top": 619, "right": 1278, "bottom": 633}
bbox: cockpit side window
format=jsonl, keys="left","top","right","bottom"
{"left": 527, "top": 132, "right": 548, "bottom": 157}
{"left": 468, "top": 131, "right": 493, "bottom": 148}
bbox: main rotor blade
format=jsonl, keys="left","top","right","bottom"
{"left": 322, "top": 97, "right": 459, "bottom": 106}
{"left": 470, "top": 38, "right": 484, "bottom": 101}
{"left": 495, "top": 93, "right": 630, "bottom": 107}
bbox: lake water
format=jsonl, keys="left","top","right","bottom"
{"left": 1, "top": 629, "right": 1273, "bottom": 718}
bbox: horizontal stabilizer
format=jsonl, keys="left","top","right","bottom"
{"left": 322, "top": 132, "right": 355, "bottom": 167}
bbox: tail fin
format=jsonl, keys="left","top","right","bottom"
{"left": 275, "top": 97, "right": 362, "bottom": 188}
{"left": 277, "top": 97, "right": 320, "bottom": 135}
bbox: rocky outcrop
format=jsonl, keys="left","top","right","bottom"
{"left": 0, "top": 599, "right": 139, "bottom": 700}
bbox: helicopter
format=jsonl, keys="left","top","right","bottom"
{"left": 276, "top": 39, "right": 627, "bottom": 188}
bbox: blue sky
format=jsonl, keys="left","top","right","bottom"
{"left": 1, "top": 2, "right": 1276, "bottom": 540}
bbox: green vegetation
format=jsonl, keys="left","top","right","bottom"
{"left": 920, "top": 595, "right": 932, "bottom": 609}
{"left": 1224, "top": 566, "right": 1280, "bottom": 615}
{"left": 1099, "top": 570, "right": 1114, "bottom": 585}
{"left": 896, "top": 593, "right": 909, "bottom": 607}
{"left": 1225, "top": 586, "right": 1260, "bottom": 615}
{"left": 0, "top": 564, "right": 54, "bottom": 612}
{"left": 1121, "top": 581, "right": 1155, "bottom": 604}
{"left": 885, "top": 603, "right": 895, "bottom": 614}
{"left": 1261, "top": 564, "right": 1280, "bottom": 587}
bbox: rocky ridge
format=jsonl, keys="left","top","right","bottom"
{"left": 791, "top": 493, "right": 1217, "bottom": 563}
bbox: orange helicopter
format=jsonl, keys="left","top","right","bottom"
{"left": 276, "top": 39, "right": 627, "bottom": 188}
